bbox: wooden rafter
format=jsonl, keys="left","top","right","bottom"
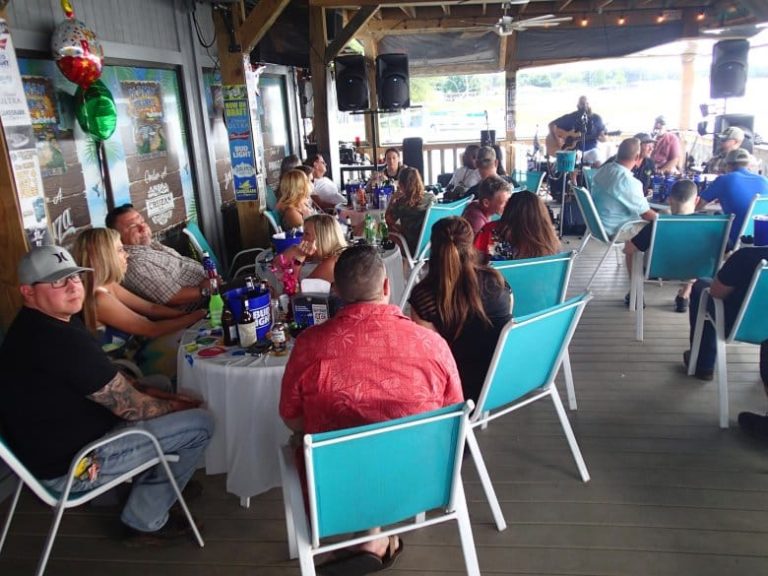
{"left": 366, "top": 16, "right": 499, "bottom": 35}
{"left": 559, "top": 0, "right": 575, "bottom": 11}
{"left": 238, "top": 0, "right": 291, "bottom": 53}
{"left": 442, "top": 5, "right": 451, "bottom": 15}
{"left": 597, "top": 0, "right": 615, "bottom": 9}
{"left": 400, "top": 6, "right": 417, "bottom": 17}
{"left": 324, "top": 5, "right": 379, "bottom": 63}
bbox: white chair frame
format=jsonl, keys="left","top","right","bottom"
{"left": 278, "top": 403, "right": 480, "bottom": 576}
{"left": 688, "top": 260, "right": 768, "bottom": 428}
{"left": 467, "top": 296, "right": 593, "bottom": 533}
{"left": 0, "top": 428, "right": 203, "bottom": 575}
{"left": 572, "top": 186, "right": 644, "bottom": 291}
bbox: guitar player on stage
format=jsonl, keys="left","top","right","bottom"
{"left": 547, "top": 95, "right": 607, "bottom": 166}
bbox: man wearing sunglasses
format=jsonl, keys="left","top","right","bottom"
{"left": 0, "top": 245, "right": 213, "bottom": 545}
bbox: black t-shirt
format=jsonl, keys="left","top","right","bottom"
{"left": 718, "top": 246, "right": 768, "bottom": 316}
{"left": 553, "top": 111, "right": 606, "bottom": 151}
{"left": 409, "top": 268, "right": 512, "bottom": 403}
{"left": 0, "top": 307, "right": 120, "bottom": 478}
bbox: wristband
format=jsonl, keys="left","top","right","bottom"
{"left": 200, "top": 286, "right": 210, "bottom": 298}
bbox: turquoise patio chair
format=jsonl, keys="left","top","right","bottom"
{"left": 392, "top": 195, "right": 474, "bottom": 309}
{"left": 525, "top": 170, "right": 546, "bottom": 195}
{"left": 467, "top": 294, "right": 593, "bottom": 532}
{"left": 582, "top": 166, "right": 596, "bottom": 191}
{"left": 688, "top": 259, "right": 768, "bottom": 428}
{"left": 733, "top": 195, "right": 768, "bottom": 251}
{"left": 572, "top": 186, "right": 646, "bottom": 290}
{"left": 183, "top": 220, "right": 264, "bottom": 280}
{"left": 264, "top": 208, "right": 283, "bottom": 234}
{"left": 278, "top": 402, "right": 481, "bottom": 576}
{"left": 0, "top": 429, "right": 202, "bottom": 576}
{"left": 630, "top": 213, "right": 732, "bottom": 341}
{"left": 491, "top": 251, "right": 579, "bottom": 409}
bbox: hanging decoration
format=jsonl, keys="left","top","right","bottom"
{"left": 51, "top": 0, "right": 104, "bottom": 89}
{"left": 74, "top": 79, "right": 117, "bottom": 141}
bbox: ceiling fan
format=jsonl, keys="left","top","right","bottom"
{"left": 493, "top": 3, "right": 572, "bottom": 36}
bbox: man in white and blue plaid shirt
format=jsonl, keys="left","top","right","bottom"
{"left": 107, "top": 205, "right": 212, "bottom": 308}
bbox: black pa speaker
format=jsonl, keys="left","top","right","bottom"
{"left": 376, "top": 53, "right": 410, "bottom": 110}
{"left": 335, "top": 55, "right": 369, "bottom": 112}
{"left": 713, "top": 114, "right": 754, "bottom": 154}
{"left": 710, "top": 39, "right": 749, "bottom": 99}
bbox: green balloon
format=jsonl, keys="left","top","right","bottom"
{"left": 75, "top": 79, "right": 117, "bottom": 141}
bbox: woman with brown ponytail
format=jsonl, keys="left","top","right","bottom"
{"left": 408, "top": 216, "right": 512, "bottom": 403}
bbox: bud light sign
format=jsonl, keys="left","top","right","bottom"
{"left": 223, "top": 287, "right": 272, "bottom": 340}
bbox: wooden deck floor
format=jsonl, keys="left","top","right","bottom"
{"left": 2, "top": 237, "right": 768, "bottom": 575}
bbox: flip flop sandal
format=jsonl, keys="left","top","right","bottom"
{"left": 317, "top": 536, "right": 404, "bottom": 576}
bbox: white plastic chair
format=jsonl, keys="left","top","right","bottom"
{"left": 279, "top": 402, "right": 480, "bottom": 576}
{"left": 0, "top": 428, "right": 203, "bottom": 575}
{"left": 688, "top": 259, "right": 768, "bottom": 428}
{"left": 467, "top": 295, "right": 593, "bottom": 532}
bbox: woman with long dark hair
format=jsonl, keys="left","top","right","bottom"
{"left": 384, "top": 167, "right": 434, "bottom": 254}
{"left": 474, "top": 190, "right": 560, "bottom": 262}
{"left": 409, "top": 217, "right": 512, "bottom": 402}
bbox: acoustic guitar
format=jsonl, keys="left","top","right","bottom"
{"left": 545, "top": 128, "right": 621, "bottom": 157}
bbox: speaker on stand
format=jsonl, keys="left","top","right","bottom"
{"left": 334, "top": 55, "right": 369, "bottom": 112}
{"left": 710, "top": 39, "right": 749, "bottom": 99}
{"left": 376, "top": 53, "right": 410, "bottom": 110}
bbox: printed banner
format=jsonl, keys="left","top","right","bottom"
{"left": 0, "top": 19, "right": 51, "bottom": 246}
{"left": 223, "top": 83, "right": 258, "bottom": 201}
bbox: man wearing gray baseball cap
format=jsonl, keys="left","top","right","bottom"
{"left": 0, "top": 245, "right": 213, "bottom": 546}
{"left": 697, "top": 148, "right": 768, "bottom": 248}
{"left": 705, "top": 126, "right": 746, "bottom": 175}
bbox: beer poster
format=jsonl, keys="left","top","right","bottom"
{"left": 223, "top": 83, "right": 258, "bottom": 201}
{"left": 18, "top": 57, "right": 105, "bottom": 248}
{"left": 0, "top": 21, "right": 51, "bottom": 246}
{"left": 101, "top": 66, "right": 195, "bottom": 233}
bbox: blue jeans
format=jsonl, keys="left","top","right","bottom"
{"left": 42, "top": 409, "right": 213, "bottom": 532}
{"left": 688, "top": 279, "right": 739, "bottom": 372}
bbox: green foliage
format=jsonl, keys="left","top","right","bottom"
{"left": 438, "top": 75, "right": 481, "bottom": 97}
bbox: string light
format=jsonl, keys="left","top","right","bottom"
{"left": 580, "top": 15, "right": 588, "bottom": 27}
{"left": 656, "top": 12, "right": 665, "bottom": 23}
{"left": 618, "top": 14, "right": 626, "bottom": 25}
{"left": 697, "top": 10, "right": 705, "bottom": 21}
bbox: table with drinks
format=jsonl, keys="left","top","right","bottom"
{"left": 177, "top": 304, "right": 293, "bottom": 507}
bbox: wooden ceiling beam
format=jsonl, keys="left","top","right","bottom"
{"left": 324, "top": 5, "right": 379, "bottom": 62}
{"left": 238, "top": 0, "right": 292, "bottom": 53}
{"left": 442, "top": 5, "right": 451, "bottom": 15}
{"left": 559, "top": 0, "right": 575, "bottom": 11}
{"left": 400, "top": 6, "right": 417, "bottom": 17}
{"left": 366, "top": 16, "right": 499, "bottom": 35}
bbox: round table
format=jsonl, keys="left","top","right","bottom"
{"left": 177, "top": 325, "right": 292, "bottom": 507}
{"left": 337, "top": 206, "right": 385, "bottom": 236}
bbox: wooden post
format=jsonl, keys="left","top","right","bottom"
{"left": 213, "top": 7, "right": 266, "bottom": 249}
{"left": 680, "top": 42, "right": 697, "bottom": 132}
{"left": 308, "top": 5, "right": 340, "bottom": 181}
{"left": 503, "top": 33, "right": 518, "bottom": 174}
{"left": 0, "top": 117, "right": 26, "bottom": 331}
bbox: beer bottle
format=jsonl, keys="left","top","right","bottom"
{"left": 237, "top": 298, "right": 258, "bottom": 348}
{"left": 345, "top": 216, "right": 354, "bottom": 242}
{"left": 221, "top": 300, "right": 238, "bottom": 346}
{"left": 379, "top": 219, "right": 388, "bottom": 243}
{"left": 208, "top": 278, "right": 224, "bottom": 328}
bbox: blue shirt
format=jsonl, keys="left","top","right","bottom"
{"left": 700, "top": 168, "right": 768, "bottom": 245}
{"left": 591, "top": 162, "right": 649, "bottom": 237}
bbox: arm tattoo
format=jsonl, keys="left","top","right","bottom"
{"left": 88, "top": 372, "right": 175, "bottom": 421}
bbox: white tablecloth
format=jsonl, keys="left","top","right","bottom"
{"left": 177, "top": 326, "right": 292, "bottom": 504}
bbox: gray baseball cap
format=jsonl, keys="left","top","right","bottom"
{"left": 725, "top": 148, "right": 751, "bottom": 165}
{"left": 18, "top": 245, "right": 92, "bottom": 285}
